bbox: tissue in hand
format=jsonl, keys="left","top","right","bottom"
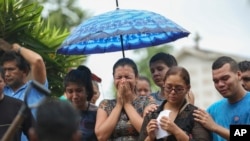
{"left": 155, "top": 110, "right": 171, "bottom": 139}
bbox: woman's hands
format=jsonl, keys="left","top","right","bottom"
{"left": 143, "top": 104, "right": 158, "bottom": 117}
{"left": 146, "top": 119, "right": 158, "bottom": 140}
{"left": 116, "top": 79, "right": 134, "bottom": 106}
{"left": 146, "top": 116, "right": 183, "bottom": 140}
{"left": 193, "top": 109, "right": 217, "bottom": 131}
{"left": 159, "top": 116, "right": 179, "bottom": 135}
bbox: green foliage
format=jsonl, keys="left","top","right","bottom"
{"left": 25, "top": 0, "right": 89, "bottom": 29}
{"left": 0, "top": 0, "right": 42, "bottom": 40}
{"left": 0, "top": 0, "right": 85, "bottom": 97}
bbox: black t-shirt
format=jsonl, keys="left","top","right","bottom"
{"left": 0, "top": 95, "right": 34, "bottom": 141}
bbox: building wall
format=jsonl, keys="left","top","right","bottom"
{"left": 173, "top": 46, "right": 250, "bottom": 109}
{"left": 177, "top": 54, "right": 222, "bottom": 109}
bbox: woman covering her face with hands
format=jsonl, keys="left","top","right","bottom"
{"left": 139, "top": 66, "right": 211, "bottom": 141}
{"left": 95, "top": 58, "right": 155, "bottom": 141}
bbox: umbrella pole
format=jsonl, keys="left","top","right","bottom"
{"left": 120, "top": 35, "right": 125, "bottom": 58}
{"left": 116, "top": 0, "right": 124, "bottom": 57}
{"left": 116, "top": 0, "right": 119, "bottom": 9}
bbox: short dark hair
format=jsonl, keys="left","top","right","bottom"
{"left": 212, "top": 56, "right": 238, "bottom": 73}
{"left": 238, "top": 60, "right": 250, "bottom": 72}
{"left": 35, "top": 98, "right": 80, "bottom": 141}
{"left": 0, "top": 51, "right": 30, "bottom": 73}
{"left": 112, "top": 58, "right": 138, "bottom": 77}
{"left": 149, "top": 52, "right": 178, "bottom": 67}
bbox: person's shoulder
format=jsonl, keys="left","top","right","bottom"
{"left": 206, "top": 98, "right": 227, "bottom": 112}
{"left": 89, "top": 103, "right": 98, "bottom": 111}
{"left": 99, "top": 99, "right": 115, "bottom": 103}
{"left": 3, "top": 95, "right": 23, "bottom": 104}
{"left": 187, "top": 103, "right": 198, "bottom": 109}
{"left": 180, "top": 103, "right": 198, "bottom": 113}
{"left": 239, "top": 92, "right": 250, "bottom": 104}
{"left": 1, "top": 95, "right": 24, "bottom": 110}
{"left": 244, "top": 92, "right": 250, "bottom": 99}
{"left": 150, "top": 91, "right": 158, "bottom": 97}
{"left": 98, "top": 99, "right": 116, "bottom": 107}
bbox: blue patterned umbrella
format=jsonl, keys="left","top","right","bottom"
{"left": 57, "top": 9, "right": 190, "bottom": 57}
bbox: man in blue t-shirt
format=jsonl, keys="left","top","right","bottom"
{"left": 193, "top": 56, "right": 250, "bottom": 141}
{"left": 0, "top": 39, "right": 48, "bottom": 141}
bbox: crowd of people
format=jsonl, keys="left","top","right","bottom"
{"left": 0, "top": 38, "right": 250, "bottom": 141}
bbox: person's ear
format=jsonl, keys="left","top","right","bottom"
{"left": 28, "top": 128, "right": 39, "bottom": 141}
{"left": 71, "top": 130, "right": 82, "bottom": 141}
{"left": 237, "top": 71, "right": 242, "bottom": 80}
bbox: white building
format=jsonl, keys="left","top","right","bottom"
{"left": 174, "top": 47, "right": 248, "bottom": 109}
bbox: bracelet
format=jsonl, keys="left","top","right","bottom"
{"left": 17, "top": 47, "right": 22, "bottom": 54}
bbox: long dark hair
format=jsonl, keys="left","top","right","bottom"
{"left": 63, "top": 65, "right": 94, "bottom": 101}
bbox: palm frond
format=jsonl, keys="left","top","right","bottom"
{"left": 0, "top": 0, "right": 86, "bottom": 97}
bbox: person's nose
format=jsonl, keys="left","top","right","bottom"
{"left": 140, "top": 91, "right": 146, "bottom": 96}
{"left": 217, "top": 80, "right": 226, "bottom": 87}
{"left": 4, "top": 71, "right": 10, "bottom": 77}
{"left": 152, "top": 70, "right": 159, "bottom": 77}
{"left": 4, "top": 69, "right": 8, "bottom": 74}
{"left": 152, "top": 70, "right": 159, "bottom": 76}
{"left": 121, "top": 77, "right": 126, "bottom": 82}
{"left": 72, "top": 91, "right": 79, "bottom": 98}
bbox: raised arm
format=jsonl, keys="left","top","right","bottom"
{"left": 0, "top": 39, "right": 46, "bottom": 84}
{"left": 12, "top": 43, "right": 46, "bottom": 84}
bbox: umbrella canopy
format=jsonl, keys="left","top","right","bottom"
{"left": 57, "top": 9, "right": 190, "bottom": 57}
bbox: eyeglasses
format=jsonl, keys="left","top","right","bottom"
{"left": 164, "top": 85, "right": 185, "bottom": 95}
{"left": 242, "top": 77, "right": 250, "bottom": 82}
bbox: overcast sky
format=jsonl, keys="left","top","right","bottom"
{"left": 76, "top": 0, "right": 250, "bottom": 102}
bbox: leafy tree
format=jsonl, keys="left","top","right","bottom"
{"left": 24, "top": 0, "right": 90, "bottom": 29}
{"left": 0, "top": 0, "right": 85, "bottom": 97}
